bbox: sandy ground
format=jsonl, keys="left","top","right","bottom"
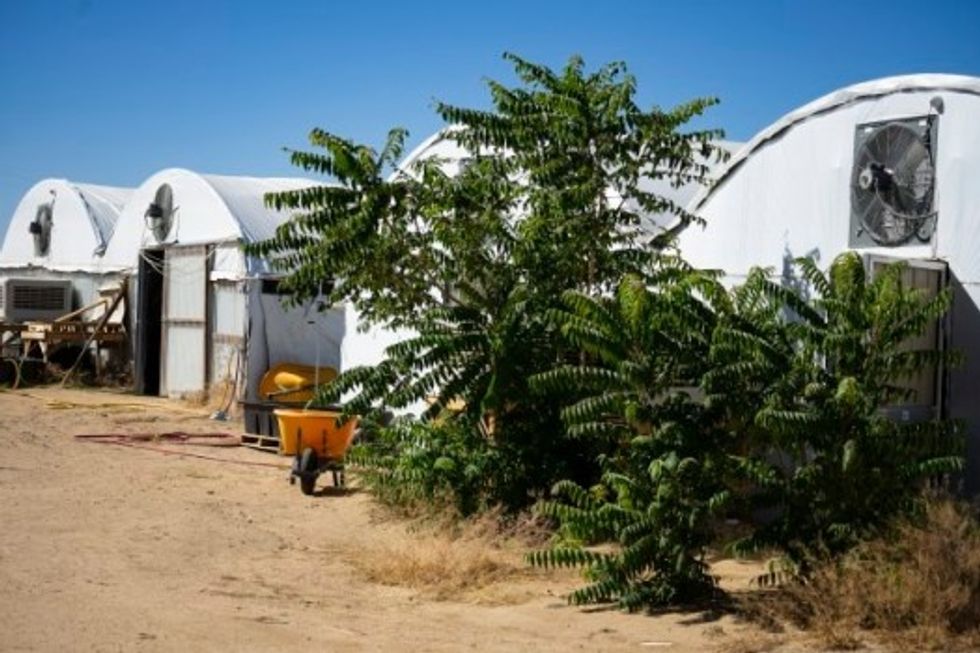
{"left": 0, "top": 386, "right": 775, "bottom": 652}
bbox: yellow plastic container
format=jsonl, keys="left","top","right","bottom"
{"left": 259, "top": 363, "right": 338, "bottom": 402}
{"left": 274, "top": 408, "right": 358, "bottom": 459}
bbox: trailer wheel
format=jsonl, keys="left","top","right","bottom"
{"left": 299, "top": 447, "right": 318, "bottom": 496}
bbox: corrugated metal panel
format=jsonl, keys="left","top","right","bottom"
{"left": 212, "top": 281, "right": 245, "bottom": 336}
{"left": 162, "top": 245, "right": 207, "bottom": 396}
{"left": 164, "top": 247, "right": 206, "bottom": 320}
{"left": 164, "top": 325, "right": 207, "bottom": 394}
{"left": 210, "top": 280, "right": 244, "bottom": 384}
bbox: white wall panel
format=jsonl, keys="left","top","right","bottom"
{"left": 163, "top": 325, "right": 207, "bottom": 395}
{"left": 162, "top": 245, "right": 207, "bottom": 396}
{"left": 210, "top": 280, "right": 245, "bottom": 385}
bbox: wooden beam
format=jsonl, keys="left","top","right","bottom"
{"left": 54, "top": 297, "right": 109, "bottom": 323}
{"left": 59, "top": 279, "right": 128, "bottom": 387}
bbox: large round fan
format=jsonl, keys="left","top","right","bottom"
{"left": 29, "top": 202, "right": 53, "bottom": 257}
{"left": 851, "top": 122, "right": 936, "bottom": 246}
{"left": 145, "top": 184, "right": 175, "bottom": 241}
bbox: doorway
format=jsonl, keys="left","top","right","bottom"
{"left": 135, "top": 248, "right": 163, "bottom": 395}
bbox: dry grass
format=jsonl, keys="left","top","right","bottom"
{"left": 178, "top": 389, "right": 211, "bottom": 407}
{"left": 347, "top": 508, "right": 568, "bottom": 604}
{"left": 175, "top": 380, "right": 241, "bottom": 416}
{"left": 739, "top": 498, "right": 980, "bottom": 651}
{"left": 204, "top": 379, "right": 243, "bottom": 416}
{"left": 716, "top": 632, "right": 786, "bottom": 653}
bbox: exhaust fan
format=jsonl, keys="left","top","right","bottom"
{"left": 850, "top": 117, "right": 938, "bottom": 247}
{"left": 29, "top": 201, "right": 54, "bottom": 257}
{"left": 145, "top": 184, "right": 175, "bottom": 242}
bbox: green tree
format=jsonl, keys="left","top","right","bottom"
{"left": 247, "top": 53, "right": 726, "bottom": 509}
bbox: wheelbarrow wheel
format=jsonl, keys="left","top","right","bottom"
{"left": 299, "top": 447, "right": 318, "bottom": 496}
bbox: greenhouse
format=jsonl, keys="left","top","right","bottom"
{"left": 678, "top": 73, "right": 980, "bottom": 491}
{"left": 95, "top": 167, "right": 352, "bottom": 400}
{"left": 0, "top": 178, "right": 131, "bottom": 310}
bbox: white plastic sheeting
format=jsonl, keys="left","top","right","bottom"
{"left": 74, "top": 183, "right": 131, "bottom": 250}
{"left": 396, "top": 129, "right": 741, "bottom": 236}
{"left": 103, "top": 168, "right": 318, "bottom": 274}
{"left": 0, "top": 179, "right": 131, "bottom": 272}
{"left": 392, "top": 128, "right": 472, "bottom": 180}
{"left": 632, "top": 140, "right": 742, "bottom": 237}
{"left": 243, "top": 282, "right": 345, "bottom": 401}
{"left": 678, "top": 74, "right": 980, "bottom": 491}
{"left": 679, "top": 75, "right": 980, "bottom": 281}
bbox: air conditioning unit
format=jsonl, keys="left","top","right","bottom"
{"left": 0, "top": 278, "right": 73, "bottom": 323}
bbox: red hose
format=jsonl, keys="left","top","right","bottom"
{"left": 74, "top": 432, "right": 291, "bottom": 469}
{"left": 75, "top": 431, "right": 240, "bottom": 445}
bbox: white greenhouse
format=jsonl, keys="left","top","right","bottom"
{"left": 677, "top": 74, "right": 980, "bottom": 491}
{"left": 102, "top": 168, "right": 347, "bottom": 400}
{"left": 0, "top": 178, "right": 131, "bottom": 313}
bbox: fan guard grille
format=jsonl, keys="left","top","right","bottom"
{"left": 850, "top": 119, "right": 937, "bottom": 247}
{"left": 30, "top": 203, "right": 53, "bottom": 257}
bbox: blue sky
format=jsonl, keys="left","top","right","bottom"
{"left": 1, "top": 0, "right": 978, "bottom": 233}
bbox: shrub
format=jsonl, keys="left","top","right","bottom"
{"left": 530, "top": 254, "right": 964, "bottom": 610}
{"left": 527, "top": 271, "right": 735, "bottom": 609}
{"left": 349, "top": 417, "right": 497, "bottom": 516}
{"left": 716, "top": 254, "right": 964, "bottom": 569}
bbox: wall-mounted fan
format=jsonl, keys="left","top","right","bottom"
{"left": 850, "top": 117, "right": 937, "bottom": 247}
{"left": 29, "top": 200, "right": 54, "bottom": 257}
{"left": 145, "top": 184, "right": 175, "bottom": 241}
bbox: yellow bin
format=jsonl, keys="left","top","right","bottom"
{"left": 274, "top": 408, "right": 358, "bottom": 460}
{"left": 259, "top": 364, "right": 338, "bottom": 403}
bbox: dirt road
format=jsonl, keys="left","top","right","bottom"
{"left": 0, "top": 387, "right": 763, "bottom": 652}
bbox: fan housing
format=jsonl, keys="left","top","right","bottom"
{"left": 29, "top": 202, "right": 54, "bottom": 257}
{"left": 145, "top": 184, "right": 175, "bottom": 242}
{"left": 849, "top": 116, "right": 938, "bottom": 247}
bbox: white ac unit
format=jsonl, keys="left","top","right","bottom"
{"left": 0, "top": 278, "right": 73, "bottom": 323}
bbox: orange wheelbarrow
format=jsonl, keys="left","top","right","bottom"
{"left": 274, "top": 408, "right": 358, "bottom": 495}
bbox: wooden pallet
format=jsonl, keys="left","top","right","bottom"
{"left": 240, "top": 433, "right": 281, "bottom": 453}
{"left": 21, "top": 321, "right": 126, "bottom": 345}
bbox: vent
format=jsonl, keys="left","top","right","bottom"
{"left": 850, "top": 116, "right": 938, "bottom": 247}
{"left": 12, "top": 285, "right": 69, "bottom": 311}
{"left": 145, "top": 184, "right": 175, "bottom": 242}
{"left": 0, "top": 278, "right": 72, "bottom": 322}
{"left": 29, "top": 201, "right": 54, "bottom": 257}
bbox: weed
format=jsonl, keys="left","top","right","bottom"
{"left": 347, "top": 511, "right": 559, "bottom": 603}
{"left": 740, "top": 498, "right": 980, "bottom": 651}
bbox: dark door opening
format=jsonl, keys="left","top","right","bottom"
{"left": 135, "top": 248, "right": 164, "bottom": 395}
